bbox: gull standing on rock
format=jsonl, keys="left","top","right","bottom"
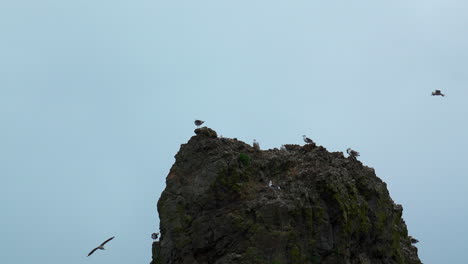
{"left": 409, "top": 236, "right": 419, "bottom": 244}
{"left": 268, "top": 180, "right": 281, "bottom": 190}
{"left": 303, "top": 135, "right": 314, "bottom": 144}
{"left": 87, "top": 236, "right": 115, "bottom": 257}
{"left": 253, "top": 139, "right": 260, "bottom": 150}
{"left": 346, "top": 148, "right": 360, "bottom": 158}
{"left": 194, "top": 120, "right": 205, "bottom": 127}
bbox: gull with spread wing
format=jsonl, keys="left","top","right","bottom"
{"left": 87, "top": 236, "right": 115, "bottom": 257}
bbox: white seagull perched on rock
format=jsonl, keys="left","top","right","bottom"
{"left": 302, "top": 135, "right": 314, "bottom": 144}
{"left": 346, "top": 148, "right": 360, "bottom": 158}
{"left": 431, "top": 90, "right": 445, "bottom": 97}
{"left": 268, "top": 180, "right": 281, "bottom": 190}
{"left": 194, "top": 120, "right": 205, "bottom": 127}
{"left": 87, "top": 236, "right": 115, "bottom": 257}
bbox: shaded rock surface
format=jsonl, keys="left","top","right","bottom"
{"left": 151, "top": 127, "right": 421, "bottom": 264}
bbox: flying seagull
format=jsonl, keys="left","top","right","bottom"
{"left": 194, "top": 120, "right": 205, "bottom": 127}
{"left": 87, "top": 236, "right": 115, "bottom": 257}
{"left": 431, "top": 90, "right": 445, "bottom": 97}
{"left": 302, "top": 135, "right": 314, "bottom": 144}
{"left": 346, "top": 148, "right": 360, "bottom": 158}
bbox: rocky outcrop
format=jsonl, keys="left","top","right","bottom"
{"left": 151, "top": 127, "right": 421, "bottom": 264}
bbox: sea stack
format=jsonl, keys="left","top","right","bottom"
{"left": 151, "top": 128, "right": 421, "bottom": 264}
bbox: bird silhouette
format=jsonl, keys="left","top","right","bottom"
{"left": 431, "top": 90, "right": 445, "bottom": 96}
{"left": 87, "top": 236, "right": 115, "bottom": 257}
{"left": 194, "top": 120, "right": 205, "bottom": 127}
{"left": 302, "top": 135, "right": 314, "bottom": 144}
{"left": 346, "top": 148, "right": 360, "bottom": 158}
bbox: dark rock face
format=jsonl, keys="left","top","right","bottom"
{"left": 151, "top": 129, "right": 421, "bottom": 264}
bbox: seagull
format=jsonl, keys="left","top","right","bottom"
{"left": 346, "top": 148, "right": 360, "bottom": 158}
{"left": 431, "top": 90, "right": 445, "bottom": 97}
{"left": 87, "top": 236, "right": 115, "bottom": 257}
{"left": 194, "top": 120, "right": 205, "bottom": 127}
{"left": 409, "top": 236, "right": 419, "bottom": 244}
{"left": 302, "top": 135, "right": 314, "bottom": 144}
{"left": 253, "top": 139, "right": 260, "bottom": 150}
{"left": 151, "top": 232, "right": 159, "bottom": 240}
{"left": 268, "top": 180, "right": 281, "bottom": 190}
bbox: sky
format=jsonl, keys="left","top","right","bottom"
{"left": 1, "top": 1, "right": 467, "bottom": 263}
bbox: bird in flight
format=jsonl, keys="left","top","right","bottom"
{"left": 194, "top": 120, "right": 205, "bottom": 127}
{"left": 87, "top": 236, "right": 115, "bottom": 257}
{"left": 431, "top": 90, "right": 445, "bottom": 97}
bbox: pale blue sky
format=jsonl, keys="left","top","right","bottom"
{"left": 1, "top": 1, "right": 467, "bottom": 263}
